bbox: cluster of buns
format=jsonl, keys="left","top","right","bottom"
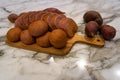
{"left": 7, "top": 8, "right": 78, "bottom": 49}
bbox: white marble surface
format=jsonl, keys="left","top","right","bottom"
{"left": 0, "top": 0, "right": 120, "bottom": 80}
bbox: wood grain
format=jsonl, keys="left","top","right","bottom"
{"left": 5, "top": 33, "right": 105, "bottom": 56}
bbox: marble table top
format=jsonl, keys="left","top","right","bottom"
{"left": 0, "top": 0, "right": 120, "bottom": 80}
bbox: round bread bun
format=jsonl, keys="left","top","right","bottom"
{"left": 49, "top": 29, "right": 68, "bottom": 48}
{"left": 36, "top": 32, "right": 51, "bottom": 48}
{"left": 7, "top": 27, "right": 22, "bottom": 42}
{"left": 20, "top": 30, "right": 35, "bottom": 45}
{"left": 28, "top": 20, "right": 48, "bottom": 37}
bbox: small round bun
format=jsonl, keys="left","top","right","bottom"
{"left": 36, "top": 32, "right": 51, "bottom": 48}
{"left": 49, "top": 29, "right": 67, "bottom": 48}
{"left": 28, "top": 20, "right": 48, "bottom": 37}
{"left": 20, "top": 30, "right": 35, "bottom": 45}
{"left": 7, "top": 27, "right": 22, "bottom": 42}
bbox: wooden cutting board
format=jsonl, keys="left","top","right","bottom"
{"left": 6, "top": 33, "right": 105, "bottom": 56}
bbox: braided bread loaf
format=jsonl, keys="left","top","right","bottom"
{"left": 14, "top": 8, "right": 77, "bottom": 38}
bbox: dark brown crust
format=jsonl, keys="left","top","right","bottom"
{"left": 65, "top": 19, "right": 78, "bottom": 38}
{"left": 57, "top": 18, "right": 66, "bottom": 30}
{"left": 34, "top": 11, "right": 42, "bottom": 21}
{"left": 47, "top": 13, "right": 56, "bottom": 30}
{"left": 56, "top": 18, "right": 73, "bottom": 37}
{"left": 49, "top": 15, "right": 58, "bottom": 29}
{"left": 48, "top": 13, "right": 58, "bottom": 30}
{"left": 22, "top": 12, "right": 31, "bottom": 29}
{"left": 32, "top": 11, "right": 39, "bottom": 22}
{"left": 28, "top": 11, "right": 37, "bottom": 24}
{"left": 43, "top": 8, "right": 65, "bottom": 14}
{"left": 19, "top": 12, "right": 26, "bottom": 17}
{"left": 65, "top": 18, "right": 78, "bottom": 33}
{"left": 55, "top": 15, "right": 66, "bottom": 28}
{"left": 8, "top": 13, "right": 18, "bottom": 23}
{"left": 15, "top": 13, "right": 28, "bottom": 29}
{"left": 43, "top": 12, "right": 51, "bottom": 24}
{"left": 42, "top": 12, "right": 50, "bottom": 20}
{"left": 50, "top": 14, "right": 59, "bottom": 27}
{"left": 57, "top": 18, "right": 78, "bottom": 38}
{"left": 37, "top": 12, "right": 46, "bottom": 20}
{"left": 14, "top": 10, "right": 77, "bottom": 38}
{"left": 40, "top": 12, "right": 49, "bottom": 21}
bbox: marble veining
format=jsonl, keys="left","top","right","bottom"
{"left": 0, "top": 0, "right": 120, "bottom": 80}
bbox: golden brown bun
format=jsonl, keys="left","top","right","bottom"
{"left": 28, "top": 20, "right": 48, "bottom": 37}
{"left": 49, "top": 29, "right": 67, "bottom": 49}
{"left": 7, "top": 27, "right": 22, "bottom": 42}
{"left": 20, "top": 30, "right": 35, "bottom": 45}
{"left": 36, "top": 32, "right": 51, "bottom": 48}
